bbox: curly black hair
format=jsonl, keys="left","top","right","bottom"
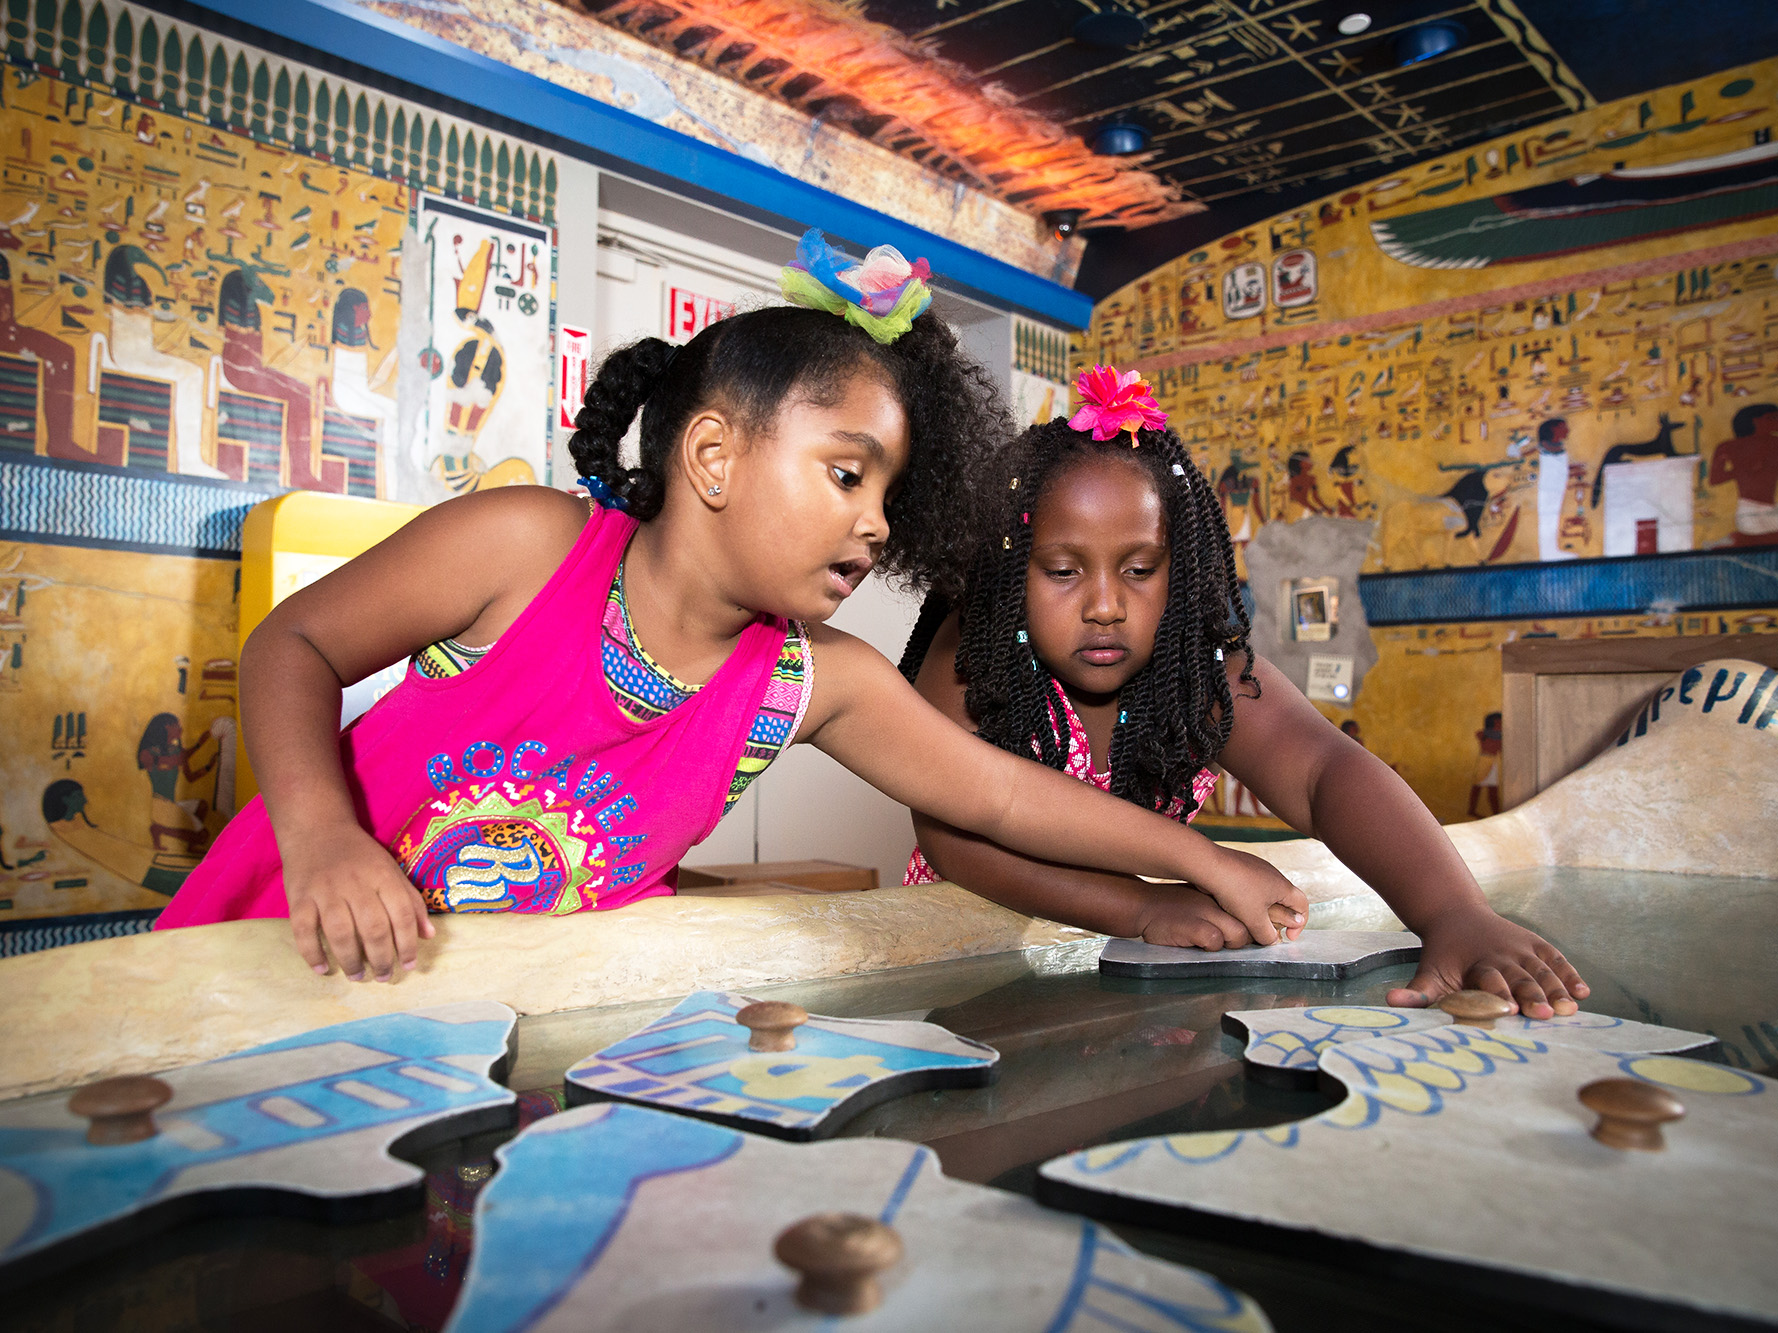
{"left": 899, "top": 418, "right": 1257, "bottom": 815}
{"left": 566, "top": 305, "right": 1005, "bottom": 600}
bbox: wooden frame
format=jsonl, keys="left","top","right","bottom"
{"left": 1500, "top": 634, "right": 1778, "bottom": 809}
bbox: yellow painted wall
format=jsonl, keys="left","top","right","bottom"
{"left": 1086, "top": 56, "right": 1778, "bottom": 825}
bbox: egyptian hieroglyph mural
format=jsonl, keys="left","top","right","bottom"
{"left": 0, "top": 5, "right": 559, "bottom": 500}
{"left": 0, "top": 540, "right": 239, "bottom": 919}
{"left": 1081, "top": 57, "right": 1778, "bottom": 826}
{"left": 1087, "top": 56, "right": 1778, "bottom": 576}
{"left": 0, "top": 2, "right": 560, "bottom": 929}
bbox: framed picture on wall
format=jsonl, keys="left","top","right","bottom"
{"left": 1282, "top": 577, "right": 1339, "bottom": 642}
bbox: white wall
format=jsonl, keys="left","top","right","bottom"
{"left": 551, "top": 162, "right": 1006, "bottom": 886}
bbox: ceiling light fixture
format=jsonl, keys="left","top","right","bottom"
{"left": 1072, "top": 7, "right": 1147, "bottom": 50}
{"left": 1337, "top": 13, "right": 1371, "bottom": 36}
{"left": 1044, "top": 209, "right": 1086, "bottom": 239}
{"left": 1395, "top": 20, "right": 1465, "bottom": 66}
{"left": 1091, "top": 121, "right": 1150, "bottom": 156}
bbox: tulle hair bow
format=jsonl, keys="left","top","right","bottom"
{"left": 1069, "top": 365, "right": 1168, "bottom": 445}
{"left": 780, "top": 229, "right": 933, "bottom": 345}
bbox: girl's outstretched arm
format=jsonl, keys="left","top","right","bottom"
{"left": 241, "top": 486, "right": 587, "bottom": 982}
{"left": 904, "top": 614, "right": 1277, "bottom": 947}
{"left": 797, "top": 624, "right": 1308, "bottom": 944}
{"left": 1217, "top": 655, "right": 1589, "bottom": 1019}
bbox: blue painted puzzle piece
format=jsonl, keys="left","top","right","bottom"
{"left": 0, "top": 1007, "right": 514, "bottom": 1267}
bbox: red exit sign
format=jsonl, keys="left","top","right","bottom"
{"left": 667, "top": 287, "right": 735, "bottom": 342}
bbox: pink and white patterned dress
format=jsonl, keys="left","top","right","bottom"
{"left": 904, "top": 682, "right": 1218, "bottom": 885}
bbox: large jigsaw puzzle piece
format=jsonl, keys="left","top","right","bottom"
{"left": 1224, "top": 1004, "right": 1720, "bottom": 1086}
{"left": 0, "top": 1001, "right": 516, "bottom": 1281}
{"left": 1040, "top": 1025, "right": 1778, "bottom": 1327}
{"left": 1100, "top": 930, "right": 1421, "bottom": 980}
{"left": 445, "top": 1100, "right": 1272, "bottom": 1332}
{"left": 565, "top": 990, "right": 997, "bottom": 1139}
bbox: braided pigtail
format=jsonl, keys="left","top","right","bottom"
{"left": 955, "top": 471, "right": 1069, "bottom": 775}
{"left": 897, "top": 591, "right": 952, "bottom": 683}
{"left": 568, "top": 337, "right": 680, "bottom": 520}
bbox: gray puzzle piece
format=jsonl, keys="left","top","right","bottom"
{"left": 1100, "top": 930, "right": 1421, "bottom": 980}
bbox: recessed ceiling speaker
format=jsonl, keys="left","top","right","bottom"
{"left": 1073, "top": 7, "right": 1147, "bottom": 50}
{"left": 1092, "top": 121, "right": 1150, "bottom": 156}
{"left": 1395, "top": 20, "right": 1465, "bottom": 65}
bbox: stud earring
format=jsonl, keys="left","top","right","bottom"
{"left": 707, "top": 485, "right": 722, "bottom": 496}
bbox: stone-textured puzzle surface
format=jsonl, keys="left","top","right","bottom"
{"left": 0, "top": 1002, "right": 515, "bottom": 1272}
{"left": 445, "top": 1100, "right": 1273, "bottom": 1332}
{"left": 1223, "top": 1005, "right": 1719, "bottom": 1081}
{"left": 1040, "top": 1026, "right": 1778, "bottom": 1325}
{"left": 565, "top": 991, "right": 997, "bottom": 1139}
{"left": 1100, "top": 931, "right": 1421, "bottom": 980}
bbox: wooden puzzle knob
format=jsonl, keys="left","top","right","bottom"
{"left": 67, "top": 1075, "right": 172, "bottom": 1146}
{"left": 1578, "top": 1078, "right": 1685, "bottom": 1151}
{"left": 1435, "top": 990, "right": 1513, "bottom": 1029}
{"left": 774, "top": 1212, "right": 903, "bottom": 1315}
{"left": 736, "top": 1001, "right": 808, "bottom": 1052}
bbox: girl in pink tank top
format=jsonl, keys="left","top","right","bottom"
{"left": 160, "top": 232, "right": 1317, "bottom": 990}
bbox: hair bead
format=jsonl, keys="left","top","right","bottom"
{"left": 1016, "top": 630, "right": 1027, "bottom": 643}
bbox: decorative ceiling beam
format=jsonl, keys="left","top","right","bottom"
{"left": 563, "top": 0, "right": 1199, "bottom": 227}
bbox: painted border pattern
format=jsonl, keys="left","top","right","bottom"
{"left": 0, "top": 455, "right": 277, "bottom": 554}
{"left": 4, "top": 0, "right": 558, "bottom": 225}
{"left": 1357, "top": 547, "right": 1778, "bottom": 625}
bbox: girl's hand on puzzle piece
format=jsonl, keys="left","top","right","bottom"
{"left": 1386, "top": 906, "right": 1589, "bottom": 1020}
{"left": 285, "top": 824, "right": 434, "bottom": 983}
{"left": 1197, "top": 846, "right": 1308, "bottom": 946}
{"left": 1139, "top": 883, "right": 1272, "bottom": 951}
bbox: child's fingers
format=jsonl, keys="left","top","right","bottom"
{"left": 414, "top": 889, "right": 437, "bottom": 941}
{"left": 1386, "top": 962, "right": 1448, "bottom": 1009}
{"left": 1280, "top": 883, "right": 1310, "bottom": 917}
{"left": 1204, "top": 907, "right": 1251, "bottom": 949}
{"left": 1522, "top": 955, "right": 1575, "bottom": 1015}
{"left": 351, "top": 898, "right": 401, "bottom": 984}
{"left": 1489, "top": 961, "right": 1554, "bottom": 1019}
{"left": 290, "top": 903, "right": 330, "bottom": 975}
{"left": 1231, "top": 901, "right": 1280, "bottom": 946}
{"left": 384, "top": 887, "right": 422, "bottom": 976}
{"left": 1464, "top": 964, "right": 1519, "bottom": 1013}
{"left": 1267, "top": 905, "right": 1304, "bottom": 941}
{"left": 321, "top": 904, "right": 367, "bottom": 981}
{"left": 1542, "top": 945, "right": 1589, "bottom": 1000}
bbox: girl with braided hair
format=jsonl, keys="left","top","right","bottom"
{"left": 157, "top": 236, "right": 1307, "bottom": 985}
{"left": 902, "top": 367, "right": 1589, "bottom": 1020}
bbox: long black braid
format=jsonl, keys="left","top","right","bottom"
{"left": 900, "top": 418, "right": 1257, "bottom": 815}
{"left": 566, "top": 305, "right": 1003, "bottom": 599}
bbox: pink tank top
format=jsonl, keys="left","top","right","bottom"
{"left": 156, "top": 506, "right": 792, "bottom": 927}
{"left": 905, "top": 679, "right": 1218, "bottom": 885}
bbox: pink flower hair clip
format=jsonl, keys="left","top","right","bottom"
{"left": 1068, "top": 365, "right": 1168, "bottom": 445}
